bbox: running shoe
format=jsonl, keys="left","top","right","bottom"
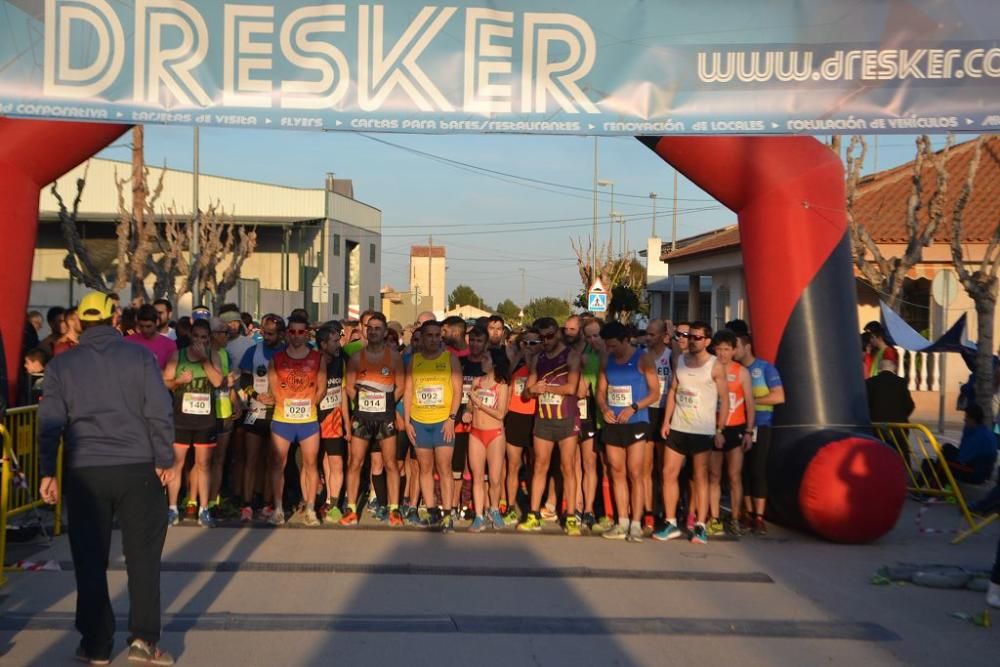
{"left": 690, "top": 523, "right": 708, "bottom": 545}
{"left": 601, "top": 523, "right": 627, "bottom": 540}
{"left": 489, "top": 508, "right": 506, "bottom": 530}
{"left": 268, "top": 509, "right": 286, "bottom": 526}
{"left": 126, "top": 639, "right": 174, "bottom": 666}
{"left": 166, "top": 507, "right": 180, "bottom": 527}
{"left": 339, "top": 510, "right": 359, "bottom": 526}
{"left": 366, "top": 492, "right": 379, "bottom": 513}
{"left": 706, "top": 517, "right": 725, "bottom": 536}
{"left": 642, "top": 514, "right": 656, "bottom": 537}
{"left": 440, "top": 513, "right": 455, "bottom": 533}
{"left": 540, "top": 505, "right": 559, "bottom": 522}
{"left": 503, "top": 508, "right": 520, "bottom": 527}
{"left": 498, "top": 499, "right": 509, "bottom": 514}
{"left": 564, "top": 515, "right": 583, "bottom": 537}
{"left": 197, "top": 508, "right": 214, "bottom": 528}
{"left": 592, "top": 516, "right": 615, "bottom": 535}
{"left": 686, "top": 511, "right": 696, "bottom": 532}
{"left": 581, "top": 511, "right": 597, "bottom": 532}
{"left": 652, "top": 523, "right": 684, "bottom": 541}
{"left": 725, "top": 517, "right": 744, "bottom": 536}
{"left": 517, "top": 512, "right": 543, "bottom": 532}
{"left": 469, "top": 515, "right": 486, "bottom": 533}
{"left": 258, "top": 505, "right": 275, "bottom": 522}
{"left": 239, "top": 506, "right": 253, "bottom": 523}
{"left": 75, "top": 643, "right": 110, "bottom": 665}
{"left": 405, "top": 507, "right": 423, "bottom": 526}
{"left": 374, "top": 505, "right": 389, "bottom": 522}
{"left": 323, "top": 505, "right": 342, "bottom": 523}
{"left": 303, "top": 509, "right": 321, "bottom": 527}
{"left": 388, "top": 509, "right": 404, "bottom": 527}
{"left": 184, "top": 503, "right": 197, "bottom": 521}
{"left": 739, "top": 513, "right": 755, "bottom": 532}
{"left": 753, "top": 515, "right": 768, "bottom": 535}
{"left": 626, "top": 521, "right": 644, "bottom": 543}
{"left": 459, "top": 505, "right": 473, "bottom": 521}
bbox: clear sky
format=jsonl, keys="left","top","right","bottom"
{"left": 96, "top": 128, "right": 952, "bottom": 310}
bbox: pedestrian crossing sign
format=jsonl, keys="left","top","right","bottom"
{"left": 588, "top": 291, "right": 608, "bottom": 313}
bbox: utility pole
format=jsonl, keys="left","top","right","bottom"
{"left": 191, "top": 126, "right": 200, "bottom": 306}
{"left": 649, "top": 192, "right": 658, "bottom": 237}
{"left": 669, "top": 168, "right": 679, "bottom": 320}
{"left": 427, "top": 234, "right": 433, "bottom": 314}
{"left": 519, "top": 268, "right": 526, "bottom": 307}
{"left": 592, "top": 138, "right": 599, "bottom": 277}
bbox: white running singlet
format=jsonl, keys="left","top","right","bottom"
{"left": 669, "top": 354, "right": 718, "bottom": 436}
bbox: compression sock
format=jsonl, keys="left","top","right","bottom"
{"left": 373, "top": 471, "right": 388, "bottom": 506}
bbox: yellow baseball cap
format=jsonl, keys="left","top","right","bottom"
{"left": 78, "top": 291, "right": 115, "bottom": 322}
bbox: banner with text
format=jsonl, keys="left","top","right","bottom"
{"left": 0, "top": 0, "right": 997, "bottom": 135}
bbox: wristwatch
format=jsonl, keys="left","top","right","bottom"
{"left": 448, "top": 413, "right": 457, "bottom": 421}
{"left": 630, "top": 402, "right": 639, "bottom": 411}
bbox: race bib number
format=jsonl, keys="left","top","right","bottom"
{"left": 283, "top": 398, "right": 313, "bottom": 422}
{"left": 244, "top": 404, "right": 268, "bottom": 425}
{"left": 514, "top": 378, "right": 526, "bottom": 395}
{"left": 677, "top": 389, "right": 699, "bottom": 409}
{"left": 417, "top": 384, "right": 445, "bottom": 407}
{"left": 476, "top": 389, "right": 497, "bottom": 408}
{"left": 608, "top": 385, "right": 633, "bottom": 408}
{"left": 253, "top": 374, "right": 269, "bottom": 394}
{"left": 577, "top": 398, "right": 589, "bottom": 420}
{"left": 358, "top": 389, "right": 387, "bottom": 413}
{"left": 181, "top": 392, "right": 211, "bottom": 415}
{"left": 539, "top": 392, "right": 561, "bottom": 406}
{"left": 461, "top": 382, "right": 473, "bottom": 404}
{"left": 319, "top": 388, "right": 342, "bottom": 411}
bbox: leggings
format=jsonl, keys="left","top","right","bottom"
{"left": 742, "top": 425, "right": 771, "bottom": 499}
{"left": 993, "top": 533, "right": 1000, "bottom": 585}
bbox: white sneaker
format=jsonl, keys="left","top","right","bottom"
{"left": 303, "top": 509, "right": 320, "bottom": 527}
{"left": 268, "top": 509, "right": 286, "bottom": 526}
{"left": 987, "top": 582, "right": 1000, "bottom": 609}
{"left": 626, "top": 522, "right": 644, "bottom": 543}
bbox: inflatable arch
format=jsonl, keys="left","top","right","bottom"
{"left": 0, "top": 119, "right": 905, "bottom": 543}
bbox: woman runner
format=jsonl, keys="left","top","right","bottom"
{"left": 467, "top": 349, "right": 512, "bottom": 531}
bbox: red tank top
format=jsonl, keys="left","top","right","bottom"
{"left": 508, "top": 362, "right": 536, "bottom": 415}
{"left": 273, "top": 349, "right": 322, "bottom": 424}
{"left": 724, "top": 360, "right": 747, "bottom": 427}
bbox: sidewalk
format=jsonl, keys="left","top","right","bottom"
{"left": 1, "top": 499, "right": 996, "bottom": 666}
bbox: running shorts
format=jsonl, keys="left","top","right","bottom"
{"left": 602, "top": 422, "right": 650, "bottom": 448}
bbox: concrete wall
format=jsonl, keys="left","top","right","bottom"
{"left": 409, "top": 254, "right": 446, "bottom": 316}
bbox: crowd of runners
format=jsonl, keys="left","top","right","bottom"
{"left": 20, "top": 300, "right": 785, "bottom": 545}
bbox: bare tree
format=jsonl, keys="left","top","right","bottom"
{"left": 949, "top": 136, "right": 999, "bottom": 424}
{"left": 572, "top": 236, "right": 646, "bottom": 322}
{"left": 51, "top": 161, "right": 112, "bottom": 292}
{"left": 845, "top": 134, "right": 953, "bottom": 309}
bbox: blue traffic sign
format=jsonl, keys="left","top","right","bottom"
{"left": 588, "top": 292, "right": 608, "bottom": 313}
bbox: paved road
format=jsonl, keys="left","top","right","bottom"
{"left": 1, "top": 500, "right": 996, "bottom": 666}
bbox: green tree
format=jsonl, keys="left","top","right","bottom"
{"left": 495, "top": 299, "right": 521, "bottom": 324}
{"left": 448, "top": 284, "right": 484, "bottom": 309}
{"left": 523, "top": 296, "right": 572, "bottom": 325}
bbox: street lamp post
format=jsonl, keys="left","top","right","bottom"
{"left": 649, "top": 192, "right": 658, "bottom": 237}
{"left": 597, "top": 179, "right": 615, "bottom": 273}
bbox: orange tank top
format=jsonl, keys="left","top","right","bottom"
{"left": 272, "top": 349, "right": 322, "bottom": 424}
{"left": 507, "top": 362, "right": 536, "bottom": 415}
{"left": 724, "top": 360, "right": 747, "bottom": 427}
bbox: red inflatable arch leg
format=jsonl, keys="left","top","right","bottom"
{"left": 639, "top": 136, "right": 906, "bottom": 543}
{"left": 0, "top": 118, "right": 128, "bottom": 405}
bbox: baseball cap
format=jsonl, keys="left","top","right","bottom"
{"left": 192, "top": 305, "right": 211, "bottom": 321}
{"left": 78, "top": 291, "right": 115, "bottom": 322}
{"left": 219, "top": 311, "right": 242, "bottom": 324}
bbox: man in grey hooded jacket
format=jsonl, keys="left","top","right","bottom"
{"left": 38, "top": 290, "right": 176, "bottom": 665}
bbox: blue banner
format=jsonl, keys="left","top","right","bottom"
{"left": 0, "top": 0, "right": 997, "bottom": 134}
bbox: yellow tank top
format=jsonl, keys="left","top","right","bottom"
{"left": 411, "top": 351, "right": 454, "bottom": 424}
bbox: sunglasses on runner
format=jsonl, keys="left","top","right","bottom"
{"left": 288, "top": 328, "right": 309, "bottom": 336}
{"left": 688, "top": 334, "right": 707, "bottom": 342}
{"left": 522, "top": 340, "right": 542, "bottom": 346}
{"left": 541, "top": 332, "right": 559, "bottom": 340}
{"left": 674, "top": 332, "right": 690, "bottom": 339}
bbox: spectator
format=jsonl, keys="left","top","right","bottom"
{"left": 862, "top": 321, "right": 899, "bottom": 378}
{"left": 175, "top": 316, "right": 193, "bottom": 349}
{"left": 38, "top": 306, "right": 66, "bottom": 357}
{"left": 925, "top": 405, "right": 998, "bottom": 485}
{"left": 28, "top": 310, "right": 43, "bottom": 333}
{"left": 866, "top": 359, "right": 915, "bottom": 423}
{"left": 22, "top": 348, "right": 48, "bottom": 404}
{"left": 125, "top": 304, "right": 178, "bottom": 370}
{"left": 153, "top": 298, "right": 176, "bottom": 340}
{"left": 53, "top": 306, "right": 82, "bottom": 356}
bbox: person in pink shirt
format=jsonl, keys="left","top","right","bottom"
{"left": 126, "top": 304, "right": 177, "bottom": 370}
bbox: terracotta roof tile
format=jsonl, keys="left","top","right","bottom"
{"left": 661, "top": 225, "right": 741, "bottom": 261}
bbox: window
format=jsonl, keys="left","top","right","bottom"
{"left": 330, "top": 292, "right": 340, "bottom": 314}
{"left": 333, "top": 233, "right": 341, "bottom": 257}
{"left": 369, "top": 243, "right": 376, "bottom": 264}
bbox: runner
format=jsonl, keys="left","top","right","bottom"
{"left": 125, "top": 304, "right": 176, "bottom": 370}
{"left": 453, "top": 327, "right": 488, "bottom": 513}
{"left": 207, "top": 317, "right": 239, "bottom": 518}
{"left": 467, "top": 348, "right": 512, "bottom": 531}
{"left": 442, "top": 316, "right": 470, "bottom": 358}
{"left": 596, "top": 321, "right": 661, "bottom": 542}
{"left": 237, "top": 314, "right": 286, "bottom": 522}
{"left": 153, "top": 298, "right": 176, "bottom": 340}
{"left": 404, "top": 320, "right": 463, "bottom": 532}
{"left": 316, "top": 322, "right": 351, "bottom": 523}
{"left": 162, "top": 319, "right": 224, "bottom": 527}
{"left": 706, "top": 329, "right": 755, "bottom": 536}
{"left": 733, "top": 332, "right": 785, "bottom": 534}
{"left": 562, "top": 315, "right": 583, "bottom": 352}
{"left": 486, "top": 315, "right": 508, "bottom": 354}
{"left": 343, "top": 312, "right": 405, "bottom": 526}
{"left": 578, "top": 317, "right": 607, "bottom": 532}
{"left": 52, "top": 306, "right": 81, "bottom": 356}
{"left": 267, "top": 313, "right": 326, "bottom": 526}
{"left": 519, "top": 317, "right": 582, "bottom": 535}
{"left": 644, "top": 318, "right": 673, "bottom": 533}
{"left": 502, "top": 328, "right": 540, "bottom": 526}
{"left": 654, "top": 321, "right": 729, "bottom": 545}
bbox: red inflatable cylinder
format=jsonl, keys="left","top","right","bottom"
{"left": 0, "top": 119, "right": 128, "bottom": 404}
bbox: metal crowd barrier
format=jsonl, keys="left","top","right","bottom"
{"left": 1, "top": 406, "right": 63, "bottom": 587}
{"left": 873, "top": 421, "right": 998, "bottom": 545}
